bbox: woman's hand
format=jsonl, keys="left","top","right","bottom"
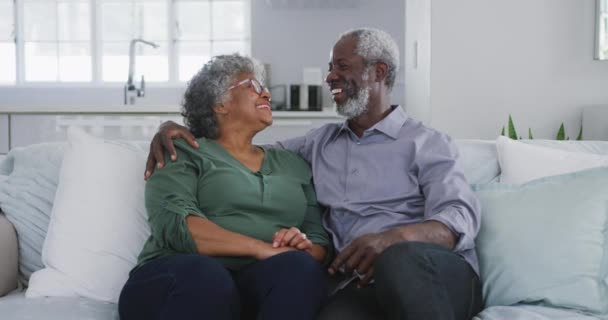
{"left": 272, "top": 227, "right": 313, "bottom": 251}
{"left": 145, "top": 121, "right": 199, "bottom": 180}
{"left": 254, "top": 243, "right": 295, "bottom": 260}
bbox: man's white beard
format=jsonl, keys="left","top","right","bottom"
{"left": 335, "top": 86, "right": 370, "bottom": 119}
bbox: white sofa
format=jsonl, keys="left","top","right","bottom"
{"left": 1, "top": 138, "right": 608, "bottom": 320}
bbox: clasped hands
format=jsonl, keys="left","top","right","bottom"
{"left": 272, "top": 227, "right": 405, "bottom": 288}
{"left": 271, "top": 227, "right": 314, "bottom": 251}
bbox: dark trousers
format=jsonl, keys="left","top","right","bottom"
{"left": 317, "top": 242, "right": 483, "bottom": 320}
{"left": 118, "top": 251, "right": 327, "bottom": 320}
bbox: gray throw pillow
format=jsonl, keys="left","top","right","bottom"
{"left": 0, "top": 143, "right": 66, "bottom": 284}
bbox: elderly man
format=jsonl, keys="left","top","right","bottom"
{"left": 145, "top": 28, "right": 482, "bottom": 320}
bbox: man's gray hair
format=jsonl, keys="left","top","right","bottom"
{"left": 181, "top": 54, "right": 265, "bottom": 139}
{"left": 338, "top": 28, "right": 400, "bottom": 91}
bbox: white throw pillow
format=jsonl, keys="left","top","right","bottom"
{"left": 26, "top": 127, "right": 150, "bottom": 303}
{"left": 496, "top": 136, "right": 608, "bottom": 184}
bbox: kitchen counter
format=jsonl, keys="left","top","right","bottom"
{"left": 0, "top": 108, "right": 344, "bottom": 153}
{"left": 0, "top": 106, "right": 342, "bottom": 118}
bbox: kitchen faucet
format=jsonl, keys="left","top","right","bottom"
{"left": 124, "top": 38, "right": 159, "bottom": 105}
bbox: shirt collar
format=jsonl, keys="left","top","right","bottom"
{"left": 337, "top": 105, "right": 407, "bottom": 140}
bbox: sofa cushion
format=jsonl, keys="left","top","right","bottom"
{"left": 455, "top": 140, "right": 500, "bottom": 185}
{"left": 524, "top": 139, "right": 608, "bottom": 155}
{"left": 0, "top": 143, "right": 66, "bottom": 284}
{"left": 474, "top": 167, "right": 608, "bottom": 314}
{"left": 474, "top": 304, "right": 601, "bottom": 320}
{"left": 0, "top": 290, "right": 118, "bottom": 320}
{"left": 497, "top": 136, "right": 608, "bottom": 184}
{"left": 26, "top": 128, "right": 150, "bottom": 303}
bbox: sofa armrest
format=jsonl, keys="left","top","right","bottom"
{"left": 0, "top": 212, "right": 18, "bottom": 297}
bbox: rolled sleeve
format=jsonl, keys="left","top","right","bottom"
{"left": 299, "top": 182, "right": 330, "bottom": 247}
{"left": 418, "top": 134, "right": 481, "bottom": 252}
{"left": 145, "top": 147, "right": 205, "bottom": 254}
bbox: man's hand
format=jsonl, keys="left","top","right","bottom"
{"left": 328, "top": 221, "right": 457, "bottom": 288}
{"left": 145, "top": 121, "right": 199, "bottom": 180}
{"left": 272, "top": 227, "right": 313, "bottom": 251}
{"left": 328, "top": 229, "right": 404, "bottom": 288}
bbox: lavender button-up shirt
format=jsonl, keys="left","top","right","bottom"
{"left": 277, "top": 105, "right": 481, "bottom": 274}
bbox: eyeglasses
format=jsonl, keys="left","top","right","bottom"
{"left": 226, "top": 78, "right": 270, "bottom": 97}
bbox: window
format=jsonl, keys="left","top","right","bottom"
{"left": 0, "top": 0, "right": 16, "bottom": 83}
{"left": 2, "top": 0, "right": 251, "bottom": 84}
{"left": 24, "top": 0, "right": 92, "bottom": 81}
{"left": 101, "top": 0, "right": 169, "bottom": 82}
{"left": 176, "top": 0, "right": 248, "bottom": 81}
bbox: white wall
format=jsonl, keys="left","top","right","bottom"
{"left": 251, "top": 0, "right": 405, "bottom": 108}
{"left": 430, "top": 0, "right": 608, "bottom": 140}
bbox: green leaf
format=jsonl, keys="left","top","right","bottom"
{"left": 576, "top": 125, "right": 583, "bottom": 141}
{"left": 508, "top": 115, "right": 518, "bottom": 140}
{"left": 501, "top": 126, "right": 505, "bottom": 136}
{"left": 528, "top": 128, "right": 534, "bottom": 140}
{"left": 556, "top": 123, "right": 566, "bottom": 140}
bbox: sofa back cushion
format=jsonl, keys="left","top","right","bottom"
{"left": 455, "top": 140, "right": 500, "bottom": 185}
{"left": 497, "top": 136, "right": 608, "bottom": 184}
{"left": 474, "top": 167, "right": 608, "bottom": 314}
{"left": 25, "top": 128, "right": 150, "bottom": 303}
{"left": 0, "top": 143, "right": 66, "bottom": 284}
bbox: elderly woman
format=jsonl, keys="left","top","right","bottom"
{"left": 118, "top": 54, "right": 329, "bottom": 320}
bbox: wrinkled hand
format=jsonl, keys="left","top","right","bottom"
{"left": 328, "top": 229, "right": 404, "bottom": 288}
{"left": 144, "top": 121, "right": 198, "bottom": 180}
{"left": 272, "top": 227, "right": 313, "bottom": 251}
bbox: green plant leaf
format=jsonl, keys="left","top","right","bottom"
{"left": 576, "top": 125, "right": 583, "bottom": 141}
{"left": 556, "top": 123, "right": 565, "bottom": 140}
{"left": 501, "top": 126, "right": 505, "bottom": 136}
{"left": 508, "top": 115, "right": 518, "bottom": 140}
{"left": 528, "top": 128, "right": 534, "bottom": 140}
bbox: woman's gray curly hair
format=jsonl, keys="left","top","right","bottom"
{"left": 338, "top": 28, "right": 400, "bottom": 91}
{"left": 181, "top": 54, "right": 265, "bottom": 139}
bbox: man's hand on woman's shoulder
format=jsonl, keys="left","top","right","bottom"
{"left": 145, "top": 121, "right": 199, "bottom": 180}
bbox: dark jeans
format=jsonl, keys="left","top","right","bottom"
{"left": 317, "top": 242, "right": 483, "bottom": 320}
{"left": 118, "top": 251, "right": 327, "bottom": 320}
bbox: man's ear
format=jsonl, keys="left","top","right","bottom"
{"left": 374, "top": 62, "right": 388, "bottom": 83}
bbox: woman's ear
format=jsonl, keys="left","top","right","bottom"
{"left": 213, "top": 103, "right": 228, "bottom": 115}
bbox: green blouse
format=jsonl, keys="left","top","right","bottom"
{"left": 136, "top": 138, "right": 329, "bottom": 271}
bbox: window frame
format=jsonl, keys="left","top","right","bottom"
{"left": 5, "top": 0, "right": 251, "bottom": 87}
